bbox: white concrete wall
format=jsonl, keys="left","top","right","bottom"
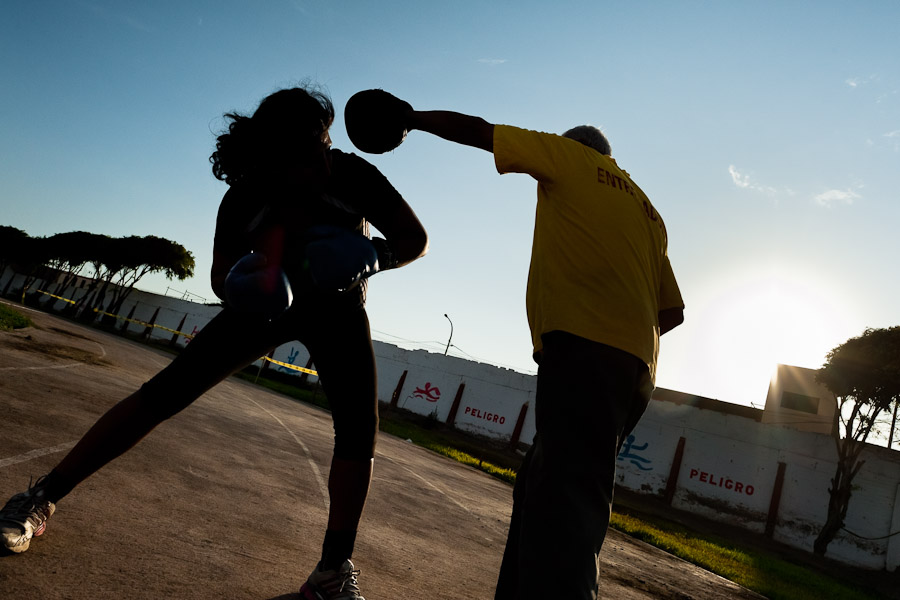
{"left": 5, "top": 268, "right": 900, "bottom": 570}
{"left": 375, "top": 344, "right": 536, "bottom": 440}
{"left": 617, "top": 399, "right": 900, "bottom": 569}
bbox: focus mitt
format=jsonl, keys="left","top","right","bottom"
{"left": 344, "top": 89, "right": 412, "bottom": 154}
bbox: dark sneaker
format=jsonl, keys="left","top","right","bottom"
{"left": 0, "top": 476, "right": 55, "bottom": 553}
{"left": 300, "top": 559, "right": 366, "bottom": 600}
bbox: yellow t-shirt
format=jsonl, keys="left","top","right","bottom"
{"left": 493, "top": 125, "right": 683, "bottom": 383}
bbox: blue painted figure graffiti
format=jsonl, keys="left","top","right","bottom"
{"left": 277, "top": 346, "right": 300, "bottom": 372}
{"left": 617, "top": 435, "right": 653, "bottom": 471}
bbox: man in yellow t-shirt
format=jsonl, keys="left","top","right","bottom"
{"left": 348, "top": 91, "right": 684, "bottom": 600}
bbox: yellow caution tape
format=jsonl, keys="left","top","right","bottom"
{"left": 36, "top": 289, "right": 318, "bottom": 376}
{"left": 261, "top": 356, "right": 318, "bottom": 375}
{"left": 36, "top": 290, "right": 192, "bottom": 338}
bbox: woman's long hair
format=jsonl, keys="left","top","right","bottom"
{"left": 210, "top": 87, "right": 335, "bottom": 186}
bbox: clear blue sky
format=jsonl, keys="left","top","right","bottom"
{"left": 2, "top": 1, "right": 898, "bottom": 407}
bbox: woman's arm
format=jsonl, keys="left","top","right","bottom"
{"left": 332, "top": 151, "right": 429, "bottom": 269}
{"left": 209, "top": 188, "right": 255, "bottom": 301}
{"left": 369, "top": 200, "right": 429, "bottom": 269}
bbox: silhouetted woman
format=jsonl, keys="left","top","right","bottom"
{"left": 0, "top": 85, "right": 429, "bottom": 600}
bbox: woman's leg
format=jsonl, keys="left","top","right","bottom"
{"left": 45, "top": 310, "right": 284, "bottom": 502}
{"left": 302, "top": 306, "right": 378, "bottom": 569}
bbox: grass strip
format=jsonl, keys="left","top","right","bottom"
{"left": 609, "top": 510, "right": 881, "bottom": 600}
{"left": 379, "top": 419, "right": 517, "bottom": 484}
{"left": 0, "top": 303, "right": 33, "bottom": 330}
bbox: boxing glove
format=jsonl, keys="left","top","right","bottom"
{"left": 223, "top": 252, "right": 293, "bottom": 320}
{"left": 303, "top": 225, "right": 389, "bottom": 291}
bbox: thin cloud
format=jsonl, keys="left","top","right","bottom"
{"left": 875, "top": 90, "right": 898, "bottom": 104}
{"left": 845, "top": 74, "right": 878, "bottom": 89}
{"left": 813, "top": 189, "right": 860, "bottom": 208}
{"left": 728, "top": 165, "right": 750, "bottom": 188}
{"left": 731, "top": 166, "right": 864, "bottom": 208}
{"left": 477, "top": 58, "right": 508, "bottom": 65}
{"left": 728, "top": 165, "right": 777, "bottom": 197}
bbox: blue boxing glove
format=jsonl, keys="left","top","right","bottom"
{"left": 303, "top": 225, "right": 386, "bottom": 291}
{"left": 223, "top": 253, "right": 293, "bottom": 320}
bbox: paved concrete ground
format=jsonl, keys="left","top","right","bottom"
{"left": 0, "top": 303, "right": 765, "bottom": 599}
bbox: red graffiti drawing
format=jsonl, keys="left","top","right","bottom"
{"left": 183, "top": 325, "right": 200, "bottom": 345}
{"left": 413, "top": 382, "right": 441, "bottom": 402}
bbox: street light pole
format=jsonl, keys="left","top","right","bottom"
{"left": 444, "top": 313, "right": 453, "bottom": 356}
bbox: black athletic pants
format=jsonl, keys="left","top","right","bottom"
{"left": 139, "top": 301, "right": 379, "bottom": 461}
{"left": 494, "top": 331, "right": 653, "bottom": 600}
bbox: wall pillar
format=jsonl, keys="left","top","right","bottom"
{"left": 120, "top": 303, "right": 137, "bottom": 333}
{"left": 142, "top": 307, "right": 160, "bottom": 340}
{"left": 262, "top": 348, "right": 275, "bottom": 371}
{"left": 765, "top": 462, "right": 787, "bottom": 539}
{"left": 664, "top": 436, "right": 686, "bottom": 505}
{"left": 887, "top": 484, "right": 900, "bottom": 571}
{"left": 299, "top": 356, "right": 315, "bottom": 384}
{"left": 446, "top": 383, "right": 466, "bottom": 426}
{"left": 509, "top": 402, "right": 530, "bottom": 450}
{"left": 170, "top": 313, "right": 187, "bottom": 346}
{"left": 390, "top": 370, "right": 408, "bottom": 407}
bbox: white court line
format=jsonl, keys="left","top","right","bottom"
{"left": 380, "top": 453, "right": 510, "bottom": 538}
{"left": 0, "top": 442, "right": 77, "bottom": 469}
{"left": 381, "top": 454, "right": 472, "bottom": 515}
{"left": 92, "top": 340, "right": 107, "bottom": 359}
{"left": 233, "top": 388, "right": 330, "bottom": 512}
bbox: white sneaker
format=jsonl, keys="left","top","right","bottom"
{"left": 0, "top": 476, "right": 56, "bottom": 553}
{"left": 299, "top": 559, "right": 366, "bottom": 600}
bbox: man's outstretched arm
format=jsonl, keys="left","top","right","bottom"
{"left": 407, "top": 110, "right": 495, "bottom": 153}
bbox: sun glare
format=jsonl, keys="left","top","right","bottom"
{"left": 673, "top": 262, "right": 862, "bottom": 406}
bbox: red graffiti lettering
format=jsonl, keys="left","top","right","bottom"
{"left": 464, "top": 407, "right": 506, "bottom": 425}
{"left": 689, "top": 468, "right": 755, "bottom": 496}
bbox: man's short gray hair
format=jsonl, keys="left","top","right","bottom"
{"left": 562, "top": 125, "right": 611, "bottom": 156}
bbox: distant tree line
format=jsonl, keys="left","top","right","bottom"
{"left": 0, "top": 224, "right": 195, "bottom": 320}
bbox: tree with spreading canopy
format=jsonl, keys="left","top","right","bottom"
{"left": 814, "top": 326, "right": 900, "bottom": 556}
{"left": 0, "top": 226, "right": 30, "bottom": 296}
{"left": 44, "top": 231, "right": 109, "bottom": 297}
{"left": 102, "top": 235, "right": 195, "bottom": 317}
{"left": 9, "top": 236, "right": 52, "bottom": 302}
{"left": 0, "top": 225, "right": 29, "bottom": 275}
{"left": 0, "top": 226, "right": 195, "bottom": 319}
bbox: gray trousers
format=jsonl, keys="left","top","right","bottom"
{"left": 494, "top": 331, "right": 653, "bottom": 600}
